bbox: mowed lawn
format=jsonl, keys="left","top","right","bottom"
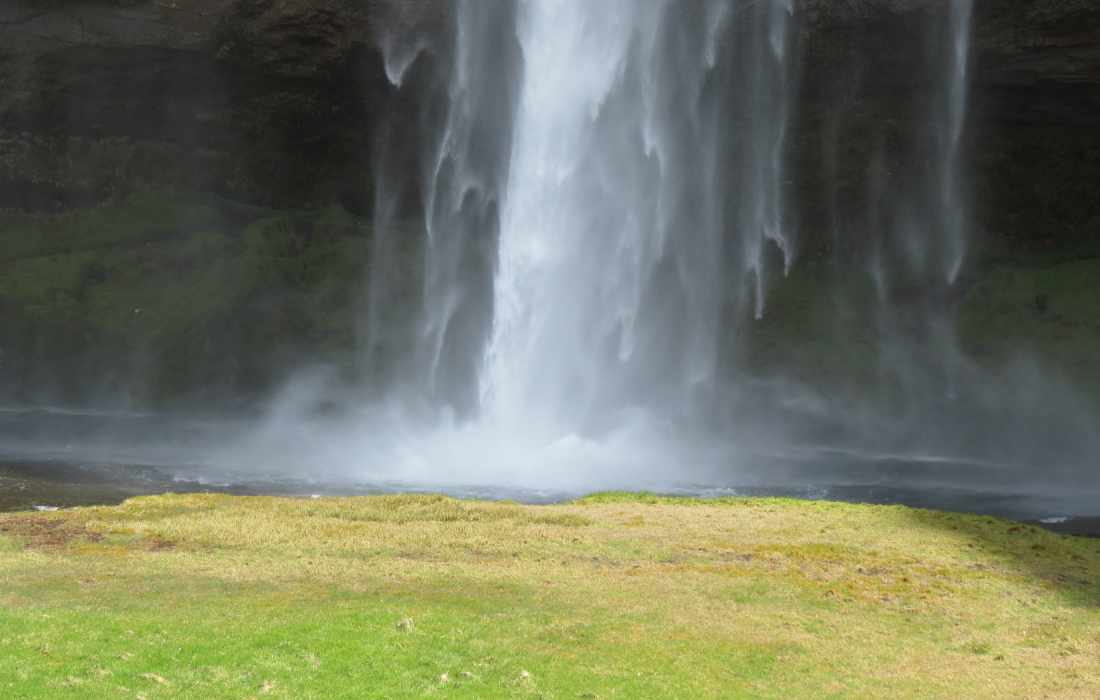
{"left": 1, "top": 493, "right": 1098, "bottom": 698}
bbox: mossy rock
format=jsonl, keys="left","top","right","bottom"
{"left": 0, "top": 189, "right": 387, "bottom": 408}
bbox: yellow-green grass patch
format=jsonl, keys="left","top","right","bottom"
{"left": 1, "top": 493, "right": 1098, "bottom": 698}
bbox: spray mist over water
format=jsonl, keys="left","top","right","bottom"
{"left": 3, "top": 2, "right": 1096, "bottom": 518}
{"left": 215, "top": 0, "right": 1096, "bottom": 504}
{"left": 348, "top": 0, "right": 798, "bottom": 489}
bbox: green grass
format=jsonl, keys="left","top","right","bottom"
{"left": 1, "top": 493, "right": 1098, "bottom": 698}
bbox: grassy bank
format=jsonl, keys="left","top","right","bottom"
{"left": 1, "top": 493, "right": 1098, "bottom": 698}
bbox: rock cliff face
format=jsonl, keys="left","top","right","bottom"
{"left": 3, "top": 0, "right": 1095, "bottom": 239}
{"left": 971, "top": 0, "right": 1100, "bottom": 253}
{"left": 793, "top": 0, "right": 1100, "bottom": 258}
{"left": 0, "top": 0, "right": 457, "bottom": 408}
{"left": 0, "top": 0, "right": 1097, "bottom": 408}
{"left": 0, "top": 0, "right": 447, "bottom": 212}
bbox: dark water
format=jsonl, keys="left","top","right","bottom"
{"left": 1, "top": 407, "right": 1097, "bottom": 537}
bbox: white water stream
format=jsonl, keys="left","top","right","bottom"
{"left": 473, "top": 1, "right": 792, "bottom": 438}
{"left": 352, "top": 0, "right": 1017, "bottom": 490}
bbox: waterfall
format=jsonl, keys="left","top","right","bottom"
{"left": 888, "top": 0, "right": 974, "bottom": 289}
{"left": 857, "top": 0, "right": 979, "bottom": 453}
{"left": 352, "top": 0, "right": 1046, "bottom": 490}
{"left": 426, "top": 0, "right": 795, "bottom": 437}
{"left": 943, "top": 0, "right": 974, "bottom": 284}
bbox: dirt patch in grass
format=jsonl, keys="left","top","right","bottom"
{"left": 143, "top": 535, "right": 177, "bottom": 552}
{"left": 0, "top": 514, "right": 177, "bottom": 552}
{"left": 0, "top": 516, "right": 104, "bottom": 550}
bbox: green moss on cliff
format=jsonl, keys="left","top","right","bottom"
{"left": 958, "top": 258, "right": 1100, "bottom": 398}
{"left": 0, "top": 189, "right": 377, "bottom": 407}
{"left": 734, "top": 262, "right": 881, "bottom": 392}
{"left": 729, "top": 254, "right": 1100, "bottom": 409}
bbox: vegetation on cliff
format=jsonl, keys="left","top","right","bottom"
{"left": 0, "top": 190, "right": 377, "bottom": 407}
{"left": 2, "top": 184, "right": 1098, "bottom": 411}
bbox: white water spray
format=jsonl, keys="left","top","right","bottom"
{"left": 943, "top": 0, "right": 974, "bottom": 284}
{"left": 475, "top": 0, "right": 793, "bottom": 439}
{"left": 341, "top": 0, "right": 1056, "bottom": 493}
{"left": 349, "top": 0, "right": 795, "bottom": 487}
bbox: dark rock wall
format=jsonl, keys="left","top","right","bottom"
{"left": 793, "top": 0, "right": 1100, "bottom": 259}
{"left": 971, "top": 0, "right": 1100, "bottom": 255}
{"left": 3, "top": 0, "right": 1094, "bottom": 242}
{"left": 0, "top": 0, "right": 444, "bottom": 212}
{"left": 0, "top": 0, "right": 1097, "bottom": 409}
